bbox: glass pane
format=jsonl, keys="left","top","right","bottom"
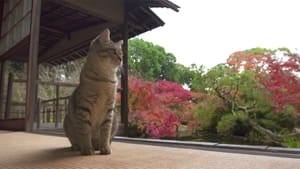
{"left": 22, "top": 14, "right": 31, "bottom": 38}
{"left": 24, "top": 0, "right": 32, "bottom": 14}
{"left": 7, "top": 29, "right": 13, "bottom": 48}
{"left": 8, "top": 0, "right": 15, "bottom": 11}
{"left": 7, "top": 10, "right": 15, "bottom": 31}
{"left": 1, "top": 36, "right": 8, "bottom": 54}
{"left": 0, "top": 39, "right": 4, "bottom": 55}
{"left": 16, "top": 21, "right": 22, "bottom": 42}
{"left": 2, "top": 1, "right": 8, "bottom": 16}
{"left": 12, "top": 26, "right": 18, "bottom": 46}
{"left": 15, "top": 1, "right": 23, "bottom": 22}
{"left": 1, "top": 18, "right": 8, "bottom": 36}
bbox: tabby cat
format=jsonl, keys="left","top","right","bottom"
{"left": 64, "top": 28, "right": 123, "bottom": 155}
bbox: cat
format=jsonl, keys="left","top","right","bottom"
{"left": 64, "top": 28, "right": 123, "bottom": 155}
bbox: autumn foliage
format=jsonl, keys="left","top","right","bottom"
{"left": 126, "top": 76, "right": 197, "bottom": 138}
{"left": 260, "top": 54, "right": 300, "bottom": 113}
{"left": 227, "top": 49, "right": 300, "bottom": 113}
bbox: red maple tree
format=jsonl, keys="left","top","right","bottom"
{"left": 126, "top": 76, "right": 197, "bottom": 138}
{"left": 227, "top": 50, "right": 300, "bottom": 113}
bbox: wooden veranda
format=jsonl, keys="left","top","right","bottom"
{"left": 0, "top": 0, "right": 179, "bottom": 133}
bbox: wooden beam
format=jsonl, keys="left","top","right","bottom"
{"left": 48, "top": 0, "right": 124, "bottom": 23}
{"left": 140, "top": 7, "right": 164, "bottom": 27}
{"left": 38, "top": 81, "right": 78, "bottom": 87}
{"left": 40, "top": 25, "right": 66, "bottom": 36}
{"left": 39, "top": 22, "right": 116, "bottom": 63}
{"left": 25, "top": 0, "right": 41, "bottom": 131}
{"left": 121, "top": 4, "right": 129, "bottom": 136}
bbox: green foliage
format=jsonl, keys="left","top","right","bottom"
{"left": 191, "top": 64, "right": 268, "bottom": 105}
{"left": 245, "top": 47, "right": 276, "bottom": 55}
{"left": 128, "top": 38, "right": 205, "bottom": 85}
{"left": 283, "top": 137, "right": 300, "bottom": 148}
{"left": 6, "top": 61, "right": 26, "bottom": 79}
{"left": 128, "top": 38, "right": 177, "bottom": 81}
{"left": 216, "top": 112, "right": 250, "bottom": 136}
{"left": 196, "top": 106, "right": 222, "bottom": 132}
{"left": 191, "top": 62, "right": 299, "bottom": 146}
{"left": 277, "top": 47, "right": 292, "bottom": 54}
{"left": 244, "top": 47, "right": 292, "bottom": 55}
{"left": 195, "top": 94, "right": 225, "bottom": 132}
{"left": 190, "top": 64, "right": 220, "bottom": 92}
{"left": 259, "top": 111, "right": 297, "bottom": 132}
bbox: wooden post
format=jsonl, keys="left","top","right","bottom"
{"left": 121, "top": 4, "right": 129, "bottom": 136}
{"left": 0, "top": 0, "right": 4, "bottom": 35}
{"left": 4, "top": 73, "right": 13, "bottom": 119}
{"left": 25, "top": 0, "right": 41, "bottom": 131}
{"left": 0, "top": 61, "right": 4, "bottom": 117}
{"left": 46, "top": 108, "right": 50, "bottom": 123}
{"left": 64, "top": 97, "right": 68, "bottom": 119}
{"left": 42, "top": 102, "right": 46, "bottom": 123}
{"left": 36, "top": 98, "right": 41, "bottom": 128}
{"left": 55, "top": 84, "right": 60, "bottom": 128}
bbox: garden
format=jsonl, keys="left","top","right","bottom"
{"left": 6, "top": 39, "right": 300, "bottom": 148}
{"left": 123, "top": 39, "right": 300, "bottom": 148}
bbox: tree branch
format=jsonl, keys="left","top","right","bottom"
{"left": 248, "top": 119, "right": 283, "bottom": 142}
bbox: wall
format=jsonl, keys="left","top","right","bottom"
{"left": 0, "top": 0, "right": 32, "bottom": 56}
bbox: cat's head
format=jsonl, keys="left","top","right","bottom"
{"left": 89, "top": 29, "right": 123, "bottom": 68}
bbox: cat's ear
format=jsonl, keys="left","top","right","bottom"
{"left": 90, "top": 28, "right": 110, "bottom": 46}
{"left": 115, "top": 40, "right": 123, "bottom": 48}
{"left": 99, "top": 28, "right": 111, "bottom": 43}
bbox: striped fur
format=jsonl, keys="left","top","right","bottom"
{"left": 64, "top": 29, "right": 122, "bottom": 155}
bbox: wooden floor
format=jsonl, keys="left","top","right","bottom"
{"left": 0, "top": 131, "right": 299, "bottom": 169}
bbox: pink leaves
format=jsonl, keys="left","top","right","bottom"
{"left": 154, "top": 80, "right": 192, "bottom": 106}
{"left": 127, "top": 76, "right": 193, "bottom": 138}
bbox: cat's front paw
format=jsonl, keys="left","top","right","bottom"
{"left": 80, "top": 148, "right": 94, "bottom": 155}
{"left": 99, "top": 145, "right": 111, "bottom": 155}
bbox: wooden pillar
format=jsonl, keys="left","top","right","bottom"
{"left": 4, "top": 73, "right": 13, "bottom": 119}
{"left": 36, "top": 98, "right": 41, "bottom": 128}
{"left": 0, "top": 61, "right": 4, "bottom": 116}
{"left": 0, "top": 0, "right": 5, "bottom": 117}
{"left": 0, "top": 0, "right": 4, "bottom": 35}
{"left": 25, "top": 0, "right": 41, "bottom": 131}
{"left": 121, "top": 5, "right": 129, "bottom": 136}
{"left": 55, "top": 84, "right": 60, "bottom": 128}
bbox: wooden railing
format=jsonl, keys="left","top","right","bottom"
{"left": 37, "top": 81, "right": 77, "bottom": 128}
{"left": 2, "top": 73, "right": 78, "bottom": 129}
{"left": 37, "top": 96, "right": 70, "bottom": 128}
{"left": 3, "top": 73, "right": 122, "bottom": 129}
{"left": 3, "top": 73, "right": 26, "bottom": 119}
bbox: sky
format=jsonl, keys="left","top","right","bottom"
{"left": 138, "top": 0, "right": 300, "bottom": 68}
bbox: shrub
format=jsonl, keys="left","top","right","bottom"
{"left": 127, "top": 76, "right": 197, "bottom": 138}
{"left": 217, "top": 112, "right": 250, "bottom": 137}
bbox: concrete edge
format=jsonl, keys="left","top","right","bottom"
{"left": 29, "top": 130, "right": 300, "bottom": 158}
{"left": 114, "top": 136, "right": 300, "bottom": 155}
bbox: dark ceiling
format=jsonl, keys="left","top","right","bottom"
{"left": 1, "top": 0, "right": 179, "bottom": 65}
